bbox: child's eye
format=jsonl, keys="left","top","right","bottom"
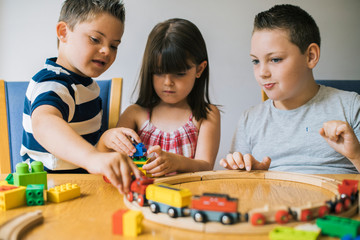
{"left": 90, "top": 36, "right": 100, "bottom": 43}
{"left": 110, "top": 45, "right": 118, "bottom": 50}
{"left": 271, "top": 58, "right": 282, "bottom": 63}
{"left": 251, "top": 59, "right": 259, "bottom": 65}
{"left": 176, "top": 72, "right": 186, "bottom": 76}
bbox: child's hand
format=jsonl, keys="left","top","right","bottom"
{"left": 142, "top": 145, "right": 179, "bottom": 177}
{"left": 320, "top": 120, "right": 360, "bottom": 161}
{"left": 86, "top": 151, "right": 143, "bottom": 194}
{"left": 98, "top": 127, "right": 141, "bottom": 155}
{"left": 219, "top": 152, "right": 271, "bottom": 171}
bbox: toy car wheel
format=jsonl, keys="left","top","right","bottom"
{"left": 251, "top": 213, "right": 266, "bottom": 226}
{"left": 343, "top": 197, "right": 351, "bottom": 210}
{"left": 318, "top": 205, "right": 330, "bottom": 217}
{"left": 335, "top": 202, "right": 343, "bottom": 213}
{"left": 127, "top": 192, "right": 134, "bottom": 202}
{"left": 137, "top": 195, "right": 145, "bottom": 207}
{"left": 275, "top": 210, "right": 290, "bottom": 224}
{"left": 193, "top": 212, "right": 206, "bottom": 223}
{"left": 167, "top": 207, "right": 178, "bottom": 218}
{"left": 220, "top": 214, "right": 233, "bottom": 225}
{"left": 150, "top": 203, "right": 159, "bottom": 213}
{"left": 300, "top": 209, "right": 312, "bottom": 221}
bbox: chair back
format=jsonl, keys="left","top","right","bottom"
{"left": 0, "top": 78, "right": 122, "bottom": 173}
{"left": 261, "top": 80, "right": 360, "bottom": 101}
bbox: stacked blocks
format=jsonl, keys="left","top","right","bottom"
{"left": 14, "top": 161, "right": 47, "bottom": 189}
{"left": 0, "top": 184, "right": 26, "bottom": 210}
{"left": 47, "top": 183, "right": 80, "bottom": 203}
{"left": 112, "top": 209, "right": 143, "bottom": 237}
{"left": 26, "top": 184, "right": 45, "bottom": 206}
{"left": 132, "top": 143, "right": 152, "bottom": 177}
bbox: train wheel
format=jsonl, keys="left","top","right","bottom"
{"left": 137, "top": 195, "right": 145, "bottom": 207}
{"left": 275, "top": 210, "right": 290, "bottom": 224}
{"left": 167, "top": 207, "right": 178, "bottom": 218}
{"left": 127, "top": 192, "right": 134, "bottom": 202}
{"left": 193, "top": 212, "right": 206, "bottom": 223}
{"left": 318, "top": 205, "right": 330, "bottom": 217}
{"left": 220, "top": 214, "right": 233, "bottom": 225}
{"left": 251, "top": 213, "right": 266, "bottom": 226}
{"left": 335, "top": 202, "right": 344, "bottom": 213}
{"left": 300, "top": 209, "right": 312, "bottom": 221}
{"left": 150, "top": 203, "right": 159, "bottom": 214}
{"left": 343, "top": 198, "right": 351, "bottom": 210}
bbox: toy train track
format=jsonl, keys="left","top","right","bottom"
{"left": 124, "top": 170, "right": 359, "bottom": 234}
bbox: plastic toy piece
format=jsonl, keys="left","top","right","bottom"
{"left": 112, "top": 209, "right": 143, "bottom": 237}
{"left": 247, "top": 205, "right": 290, "bottom": 225}
{"left": 191, "top": 193, "right": 240, "bottom": 225}
{"left": 146, "top": 183, "right": 192, "bottom": 218}
{"left": 0, "top": 210, "right": 43, "bottom": 240}
{"left": 0, "top": 184, "right": 26, "bottom": 210}
{"left": 5, "top": 173, "right": 13, "bottom": 185}
{"left": 316, "top": 215, "right": 360, "bottom": 238}
{"left": 341, "top": 234, "right": 360, "bottom": 240}
{"left": 133, "top": 143, "right": 147, "bottom": 160}
{"left": 127, "top": 177, "right": 154, "bottom": 206}
{"left": 26, "top": 184, "right": 45, "bottom": 206}
{"left": 47, "top": 183, "right": 80, "bottom": 203}
{"left": 269, "top": 226, "right": 320, "bottom": 240}
{"left": 13, "top": 161, "right": 47, "bottom": 189}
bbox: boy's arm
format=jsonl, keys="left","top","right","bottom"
{"left": 32, "top": 105, "right": 142, "bottom": 192}
{"left": 320, "top": 120, "right": 360, "bottom": 172}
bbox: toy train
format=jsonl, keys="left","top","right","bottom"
{"left": 125, "top": 176, "right": 359, "bottom": 226}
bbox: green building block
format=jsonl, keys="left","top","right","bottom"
{"left": 26, "top": 184, "right": 44, "bottom": 206}
{"left": 5, "top": 174, "right": 13, "bottom": 185}
{"left": 269, "top": 226, "right": 319, "bottom": 240}
{"left": 316, "top": 215, "right": 360, "bottom": 238}
{"left": 13, "top": 161, "right": 47, "bottom": 189}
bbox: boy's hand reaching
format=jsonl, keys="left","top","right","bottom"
{"left": 142, "top": 145, "right": 179, "bottom": 177}
{"left": 219, "top": 152, "right": 271, "bottom": 171}
{"left": 320, "top": 120, "right": 360, "bottom": 161}
{"left": 87, "top": 151, "right": 143, "bottom": 194}
{"left": 98, "top": 127, "right": 141, "bottom": 156}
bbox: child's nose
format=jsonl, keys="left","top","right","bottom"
{"left": 259, "top": 64, "right": 270, "bottom": 78}
{"left": 164, "top": 75, "right": 174, "bottom": 86}
{"left": 99, "top": 45, "right": 110, "bottom": 55}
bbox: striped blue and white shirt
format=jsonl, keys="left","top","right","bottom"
{"left": 21, "top": 58, "right": 102, "bottom": 170}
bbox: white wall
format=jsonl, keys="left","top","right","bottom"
{"left": 1, "top": 0, "right": 359, "bottom": 170}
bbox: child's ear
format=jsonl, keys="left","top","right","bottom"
{"left": 196, "top": 60, "right": 208, "bottom": 78}
{"left": 306, "top": 43, "right": 320, "bottom": 69}
{"left": 56, "top": 21, "right": 68, "bottom": 43}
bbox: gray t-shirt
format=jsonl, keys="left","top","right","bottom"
{"left": 231, "top": 85, "right": 360, "bottom": 174}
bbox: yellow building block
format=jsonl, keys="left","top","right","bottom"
{"left": 0, "top": 184, "right": 26, "bottom": 210}
{"left": 123, "top": 210, "right": 143, "bottom": 237}
{"left": 47, "top": 183, "right": 80, "bottom": 203}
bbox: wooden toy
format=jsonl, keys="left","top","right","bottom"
{"left": 146, "top": 183, "right": 192, "bottom": 218}
{"left": 127, "top": 176, "right": 154, "bottom": 206}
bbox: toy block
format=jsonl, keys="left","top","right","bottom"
{"left": 0, "top": 184, "right": 26, "bottom": 210}
{"left": 112, "top": 209, "right": 143, "bottom": 236}
{"left": 47, "top": 183, "right": 80, "bottom": 203}
{"left": 13, "top": 161, "right": 47, "bottom": 189}
{"left": 5, "top": 173, "right": 13, "bottom": 185}
{"left": 316, "top": 215, "right": 360, "bottom": 238}
{"left": 269, "top": 226, "right": 320, "bottom": 240}
{"left": 26, "top": 184, "right": 45, "bottom": 206}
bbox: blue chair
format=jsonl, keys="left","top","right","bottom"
{"left": 0, "top": 78, "right": 122, "bottom": 173}
{"left": 261, "top": 80, "right": 360, "bottom": 101}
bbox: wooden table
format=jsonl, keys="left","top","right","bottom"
{"left": 1, "top": 172, "right": 359, "bottom": 239}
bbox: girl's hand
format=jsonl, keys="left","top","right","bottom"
{"left": 87, "top": 151, "right": 143, "bottom": 194}
{"left": 219, "top": 152, "right": 271, "bottom": 171}
{"left": 98, "top": 127, "right": 141, "bottom": 155}
{"left": 142, "top": 145, "right": 179, "bottom": 177}
{"left": 320, "top": 120, "right": 360, "bottom": 161}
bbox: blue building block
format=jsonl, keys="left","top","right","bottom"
{"left": 13, "top": 161, "right": 47, "bottom": 189}
{"left": 26, "top": 184, "right": 45, "bottom": 206}
{"left": 133, "top": 143, "right": 147, "bottom": 159}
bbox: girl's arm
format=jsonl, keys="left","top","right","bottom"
{"left": 143, "top": 105, "right": 221, "bottom": 176}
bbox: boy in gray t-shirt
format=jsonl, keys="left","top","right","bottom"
{"left": 220, "top": 4, "right": 360, "bottom": 174}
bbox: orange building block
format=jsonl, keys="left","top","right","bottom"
{"left": 112, "top": 209, "right": 143, "bottom": 236}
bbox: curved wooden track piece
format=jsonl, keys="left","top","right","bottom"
{"left": 124, "top": 170, "right": 358, "bottom": 234}
{"left": 0, "top": 210, "right": 44, "bottom": 240}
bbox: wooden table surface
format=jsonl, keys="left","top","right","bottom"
{"left": 1, "top": 171, "right": 359, "bottom": 240}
